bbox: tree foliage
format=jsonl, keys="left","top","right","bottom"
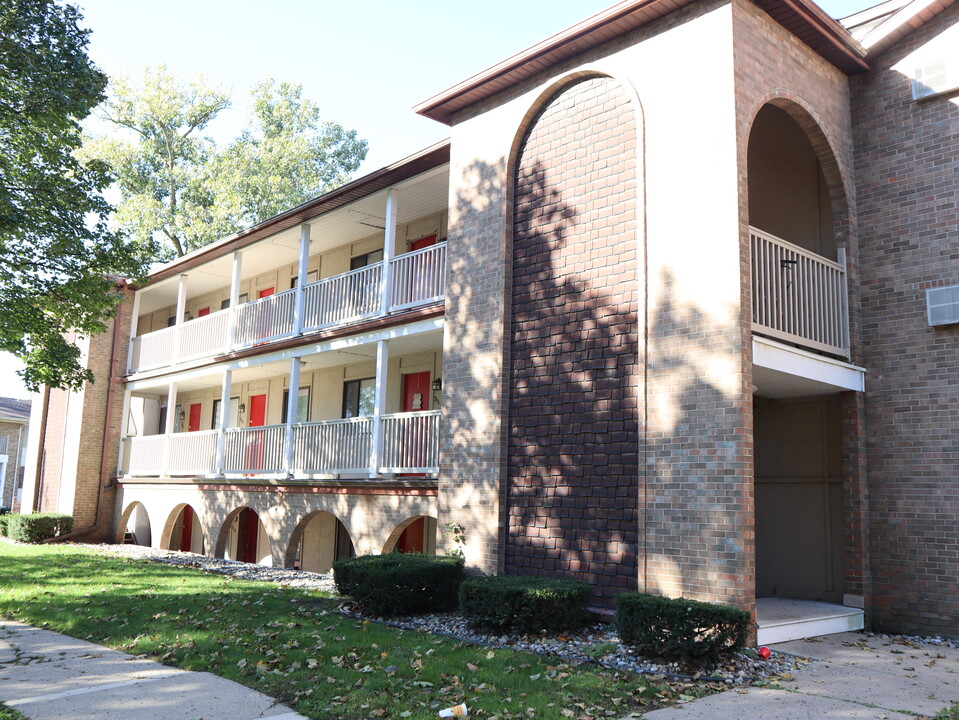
{"left": 0, "top": 0, "right": 154, "bottom": 391}
{"left": 84, "top": 71, "right": 369, "bottom": 258}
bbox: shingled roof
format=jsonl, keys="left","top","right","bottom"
{"left": 0, "top": 397, "right": 31, "bottom": 423}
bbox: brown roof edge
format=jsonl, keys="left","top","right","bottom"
{"left": 148, "top": 140, "right": 451, "bottom": 285}
{"left": 414, "top": 0, "right": 869, "bottom": 125}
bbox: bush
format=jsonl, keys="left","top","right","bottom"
{"left": 616, "top": 592, "right": 750, "bottom": 666}
{"left": 459, "top": 575, "right": 591, "bottom": 634}
{"left": 333, "top": 553, "right": 464, "bottom": 617}
{"left": 0, "top": 513, "right": 10, "bottom": 536}
{"left": 5, "top": 513, "right": 74, "bottom": 543}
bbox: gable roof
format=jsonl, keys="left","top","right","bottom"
{"left": 414, "top": 0, "right": 869, "bottom": 125}
{"left": 0, "top": 397, "right": 31, "bottom": 424}
{"left": 841, "top": 0, "right": 957, "bottom": 57}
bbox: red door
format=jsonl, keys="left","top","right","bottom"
{"left": 236, "top": 508, "right": 258, "bottom": 563}
{"left": 187, "top": 403, "right": 202, "bottom": 433}
{"left": 397, "top": 517, "right": 425, "bottom": 553}
{"left": 258, "top": 287, "right": 274, "bottom": 299}
{"left": 197, "top": 307, "right": 211, "bottom": 318}
{"left": 179, "top": 505, "right": 194, "bottom": 552}
{"left": 247, "top": 394, "right": 267, "bottom": 470}
{"left": 410, "top": 234, "right": 436, "bottom": 252}
{"left": 402, "top": 372, "right": 430, "bottom": 475}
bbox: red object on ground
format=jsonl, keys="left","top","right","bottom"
{"left": 758, "top": 646, "right": 771, "bottom": 660}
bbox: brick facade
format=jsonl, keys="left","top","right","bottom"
{"left": 851, "top": 2, "right": 959, "bottom": 636}
{"left": 505, "top": 76, "right": 639, "bottom": 606}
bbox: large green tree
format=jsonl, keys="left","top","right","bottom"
{"left": 84, "top": 72, "right": 369, "bottom": 258}
{"left": 0, "top": 0, "right": 154, "bottom": 391}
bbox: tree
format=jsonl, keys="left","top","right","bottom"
{"left": 84, "top": 72, "right": 369, "bottom": 258}
{"left": 0, "top": 0, "right": 154, "bottom": 391}
{"left": 80, "top": 65, "right": 230, "bottom": 258}
{"left": 209, "top": 80, "right": 368, "bottom": 233}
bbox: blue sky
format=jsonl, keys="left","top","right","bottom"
{"left": 0, "top": 0, "right": 880, "bottom": 398}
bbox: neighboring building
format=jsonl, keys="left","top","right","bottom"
{"left": 22, "top": 0, "right": 958, "bottom": 642}
{"left": 0, "top": 397, "right": 30, "bottom": 510}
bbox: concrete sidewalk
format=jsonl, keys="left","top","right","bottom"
{"left": 641, "top": 632, "right": 959, "bottom": 719}
{"left": 0, "top": 619, "right": 306, "bottom": 720}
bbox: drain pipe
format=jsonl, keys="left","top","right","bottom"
{"left": 46, "top": 282, "right": 126, "bottom": 543}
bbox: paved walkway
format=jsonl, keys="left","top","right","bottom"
{"left": 0, "top": 620, "right": 306, "bottom": 720}
{"left": 641, "top": 632, "right": 959, "bottom": 719}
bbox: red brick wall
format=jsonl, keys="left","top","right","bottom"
{"left": 851, "top": 3, "right": 959, "bottom": 637}
{"left": 506, "top": 76, "right": 640, "bottom": 606}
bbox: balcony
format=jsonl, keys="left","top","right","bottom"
{"left": 129, "top": 242, "right": 447, "bottom": 374}
{"left": 120, "top": 410, "right": 440, "bottom": 478}
{"left": 750, "top": 227, "right": 850, "bottom": 358}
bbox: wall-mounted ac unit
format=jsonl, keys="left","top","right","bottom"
{"left": 926, "top": 285, "right": 959, "bottom": 326}
{"left": 912, "top": 60, "right": 959, "bottom": 100}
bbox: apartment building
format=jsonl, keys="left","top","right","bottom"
{"left": 22, "top": 0, "right": 958, "bottom": 642}
{"left": 0, "top": 397, "right": 30, "bottom": 510}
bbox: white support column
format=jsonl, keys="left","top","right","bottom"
{"left": 173, "top": 274, "right": 188, "bottom": 363}
{"left": 284, "top": 357, "right": 302, "bottom": 474}
{"left": 215, "top": 369, "right": 232, "bottom": 476}
{"left": 227, "top": 251, "right": 243, "bottom": 348}
{"left": 115, "top": 388, "right": 132, "bottom": 477}
{"left": 161, "top": 382, "right": 177, "bottom": 477}
{"left": 293, "top": 224, "right": 311, "bottom": 336}
{"left": 126, "top": 290, "right": 141, "bottom": 373}
{"left": 380, "top": 188, "right": 398, "bottom": 314}
{"left": 369, "top": 339, "right": 389, "bottom": 478}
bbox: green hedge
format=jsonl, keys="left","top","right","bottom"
{"left": 333, "top": 553, "right": 464, "bottom": 617}
{"left": 459, "top": 575, "right": 591, "bottom": 633}
{"left": 616, "top": 592, "right": 750, "bottom": 665}
{"left": 0, "top": 514, "right": 9, "bottom": 536}
{"left": 5, "top": 513, "right": 74, "bottom": 543}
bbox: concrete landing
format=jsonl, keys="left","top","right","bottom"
{"left": 757, "top": 597, "right": 863, "bottom": 645}
{"left": 638, "top": 631, "right": 959, "bottom": 720}
{"left": 0, "top": 620, "right": 306, "bottom": 720}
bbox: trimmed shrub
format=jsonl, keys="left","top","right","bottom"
{"left": 0, "top": 513, "right": 10, "bottom": 536}
{"left": 333, "top": 553, "right": 464, "bottom": 617}
{"left": 616, "top": 592, "right": 750, "bottom": 666}
{"left": 459, "top": 575, "right": 591, "bottom": 634}
{"left": 6, "top": 513, "right": 74, "bottom": 543}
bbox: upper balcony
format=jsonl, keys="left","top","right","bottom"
{"left": 126, "top": 147, "right": 450, "bottom": 376}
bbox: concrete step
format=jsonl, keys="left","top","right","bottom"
{"left": 756, "top": 597, "right": 864, "bottom": 645}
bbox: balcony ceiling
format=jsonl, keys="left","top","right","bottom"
{"left": 138, "top": 165, "right": 449, "bottom": 315}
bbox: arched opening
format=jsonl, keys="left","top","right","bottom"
{"left": 747, "top": 103, "right": 840, "bottom": 259}
{"left": 217, "top": 507, "right": 272, "bottom": 566}
{"left": 383, "top": 516, "right": 438, "bottom": 554}
{"left": 116, "top": 501, "right": 152, "bottom": 546}
{"left": 284, "top": 511, "right": 354, "bottom": 573}
{"left": 166, "top": 504, "right": 205, "bottom": 554}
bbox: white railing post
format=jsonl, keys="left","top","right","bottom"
{"left": 227, "top": 250, "right": 243, "bottom": 349}
{"left": 173, "top": 274, "right": 188, "bottom": 364}
{"left": 126, "top": 290, "right": 141, "bottom": 374}
{"left": 161, "top": 382, "right": 177, "bottom": 477}
{"left": 294, "top": 224, "right": 311, "bottom": 337}
{"left": 115, "top": 388, "right": 132, "bottom": 477}
{"left": 284, "top": 357, "right": 302, "bottom": 474}
{"left": 379, "top": 188, "right": 397, "bottom": 315}
{"left": 215, "top": 369, "right": 232, "bottom": 476}
{"left": 369, "top": 339, "right": 389, "bottom": 478}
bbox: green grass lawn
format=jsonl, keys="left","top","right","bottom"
{"left": 0, "top": 543, "right": 696, "bottom": 719}
{"left": 0, "top": 704, "right": 28, "bottom": 720}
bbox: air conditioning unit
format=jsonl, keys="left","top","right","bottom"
{"left": 912, "top": 60, "right": 958, "bottom": 100}
{"left": 926, "top": 285, "right": 959, "bottom": 326}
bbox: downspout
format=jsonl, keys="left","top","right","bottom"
{"left": 46, "top": 282, "right": 126, "bottom": 542}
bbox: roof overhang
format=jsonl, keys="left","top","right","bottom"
{"left": 844, "top": 0, "right": 957, "bottom": 58}
{"left": 414, "top": 0, "right": 868, "bottom": 126}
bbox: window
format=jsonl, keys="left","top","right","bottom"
{"left": 212, "top": 397, "right": 240, "bottom": 429}
{"left": 290, "top": 270, "right": 318, "bottom": 289}
{"left": 350, "top": 249, "right": 384, "bottom": 270}
{"left": 342, "top": 378, "right": 375, "bottom": 418}
{"left": 282, "top": 386, "right": 311, "bottom": 423}
{"left": 220, "top": 293, "right": 249, "bottom": 310}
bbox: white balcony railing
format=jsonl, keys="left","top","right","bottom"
{"left": 0, "top": 435, "right": 8, "bottom": 455}
{"left": 223, "top": 425, "right": 287, "bottom": 473}
{"left": 750, "top": 227, "right": 850, "bottom": 358}
{"left": 380, "top": 410, "right": 440, "bottom": 472}
{"left": 121, "top": 412, "right": 440, "bottom": 478}
{"left": 292, "top": 417, "right": 373, "bottom": 474}
{"left": 128, "top": 243, "right": 447, "bottom": 374}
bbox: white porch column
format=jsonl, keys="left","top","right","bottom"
{"left": 173, "top": 274, "right": 188, "bottom": 362}
{"left": 126, "top": 290, "right": 141, "bottom": 373}
{"left": 115, "top": 388, "right": 132, "bottom": 477}
{"left": 379, "top": 188, "right": 398, "bottom": 314}
{"left": 215, "top": 369, "right": 232, "bottom": 476}
{"left": 369, "top": 339, "right": 389, "bottom": 478}
{"left": 293, "top": 224, "right": 311, "bottom": 336}
{"left": 284, "top": 357, "right": 302, "bottom": 474}
{"left": 227, "top": 251, "right": 243, "bottom": 348}
{"left": 161, "top": 382, "right": 178, "bottom": 477}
